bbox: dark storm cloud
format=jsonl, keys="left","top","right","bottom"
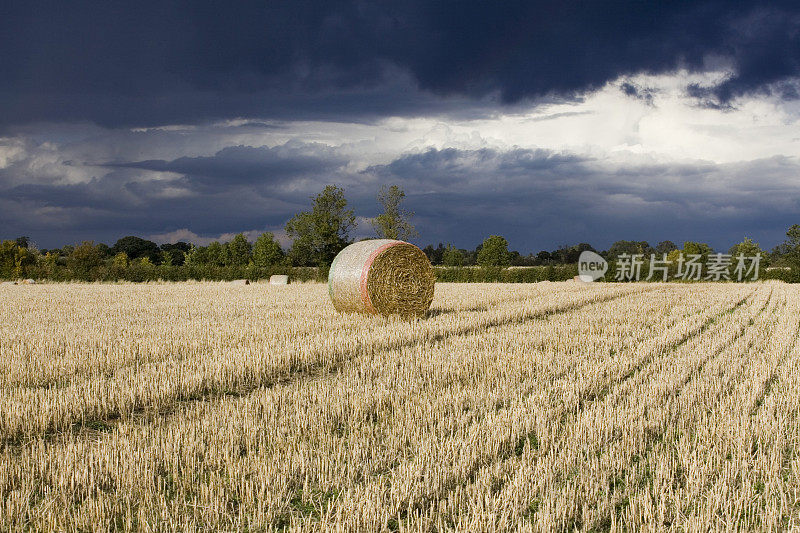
{"left": 1, "top": 1, "right": 799, "bottom": 128}
{"left": 2, "top": 143, "right": 799, "bottom": 250}
{"left": 0, "top": 140, "right": 355, "bottom": 246}
{"left": 111, "top": 142, "right": 349, "bottom": 191}
{"left": 0, "top": 167, "right": 303, "bottom": 246}
{"left": 362, "top": 148, "right": 800, "bottom": 251}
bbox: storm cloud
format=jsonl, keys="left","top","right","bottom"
{"left": 1, "top": 1, "right": 799, "bottom": 128}
{"left": 1, "top": 1, "right": 799, "bottom": 250}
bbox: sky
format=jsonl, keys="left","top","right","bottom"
{"left": 1, "top": 1, "right": 799, "bottom": 253}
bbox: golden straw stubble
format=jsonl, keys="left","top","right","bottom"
{"left": 367, "top": 242, "right": 435, "bottom": 317}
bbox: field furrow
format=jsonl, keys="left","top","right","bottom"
{"left": 1, "top": 282, "right": 799, "bottom": 532}
{"left": 0, "top": 283, "right": 645, "bottom": 444}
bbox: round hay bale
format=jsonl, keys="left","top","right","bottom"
{"left": 328, "top": 239, "right": 435, "bottom": 317}
{"left": 269, "top": 274, "right": 289, "bottom": 285}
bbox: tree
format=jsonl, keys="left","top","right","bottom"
{"left": 552, "top": 243, "right": 595, "bottom": 264}
{"left": 729, "top": 237, "right": 763, "bottom": 259}
{"left": 112, "top": 252, "right": 130, "bottom": 269}
{"left": 536, "top": 250, "right": 553, "bottom": 265}
{"left": 160, "top": 250, "right": 174, "bottom": 266}
{"left": 371, "top": 184, "right": 418, "bottom": 240}
{"left": 205, "top": 241, "right": 227, "bottom": 267}
{"left": 39, "top": 252, "right": 58, "bottom": 277}
{"left": 67, "top": 241, "right": 104, "bottom": 279}
{"left": 442, "top": 244, "right": 464, "bottom": 267}
{"left": 285, "top": 185, "right": 356, "bottom": 267}
{"left": 778, "top": 225, "right": 800, "bottom": 268}
{"left": 160, "top": 242, "right": 191, "bottom": 266}
{"left": 184, "top": 245, "right": 207, "bottom": 267}
{"left": 111, "top": 236, "right": 161, "bottom": 263}
{"left": 655, "top": 240, "right": 678, "bottom": 255}
{"left": 607, "top": 240, "right": 645, "bottom": 261}
{"left": 477, "top": 235, "right": 511, "bottom": 267}
{"left": 253, "top": 232, "right": 285, "bottom": 268}
{"left": 227, "top": 233, "right": 252, "bottom": 266}
{"left": 422, "top": 243, "right": 445, "bottom": 265}
{"left": 0, "top": 240, "right": 35, "bottom": 278}
{"left": 682, "top": 241, "right": 713, "bottom": 261}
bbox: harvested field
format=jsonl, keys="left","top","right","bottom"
{"left": 1, "top": 281, "right": 799, "bottom": 531}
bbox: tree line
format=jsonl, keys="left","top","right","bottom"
{"left": 2, "top": 184, "right": 800, "bottom": 282}
{"left": 422, "top": 236, "right": 770, "bottom": 268}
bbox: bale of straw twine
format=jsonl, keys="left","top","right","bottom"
{"left": 328, "top": 239, "right": 435, "bottom": 317}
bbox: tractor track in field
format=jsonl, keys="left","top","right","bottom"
{"left": 401, "top": 287, "right": 770, "bottom": 528}
{"left": 3, "top": 286, "right": 577, "bottom": 391}
{"left": 541, "top": 287, "right": 777, "bottom": 531}
{"left": 337, "top": 287, "right": 763, "bottom": 527}
{"left": 1, "top": 285, "right": 651, "bottom": 448}
{"left": 549, "top": 288, "right": 782, "bottom": 531}
{"left": 446, "top": 286, "right": 773, "bottom": 532}
{"left": 749, "top": 296, "right": 800, "bottom": 418}
{"left": 666, "top": 293, "right": 788, "bottom": 529}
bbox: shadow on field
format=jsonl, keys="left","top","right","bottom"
{"left": 426, "top": 305, "right": 488, "bottom": 317}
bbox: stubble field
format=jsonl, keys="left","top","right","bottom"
{"left": 1, "top": 281, "right": 799, "bottom": 531}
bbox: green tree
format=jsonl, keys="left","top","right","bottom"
{"left": 477, "top": 235, "right": 511, "bottom": 267}
{"left": 371, "top": 184, "right": 418, "bottom": 240}
{"left": 442, "top": 244, "right": 464, "bottom": 267}
{"left": 111, "top": 236, "right": 161, "bottom": 263}
{"left": 778, "top": 224, "right": 800, "bottom": 267}
{"left": 67, "top": 241, "right": 105, "bottom": 279}
{"left": 160, "top": 242, "right": 190, "bottom": 266}
{"left": 682, "top": 241, "right": 713, "bottom": 261}
{"left": 160, "top": 250, "right": 174, "bottom": 266}
{"left": 285, "top": 185, "right": 356, "bottom": 266}
{"left": 0, "top": 240, "right": 35, "bottom": 278}
{"left": 607, "top": 240, "right": 645, "bottom": 260}
{"left": 227, "top": 233, "right": 252, "bottom": 266}
{"left": 205, "top": 241, "right": 227, "bottom": 267}
{"left": 112, "top": 252, "right": 130, "bottom": 269}
{"left": 655, "top": 240, "right": 678, "bottom": 255}
{"left": 422, "top": 243, "right": 445, "bottom": 265}
{"left": 184, "top": 245, "right": 205, "bottom": 267}
{"left": 253, "top": 232, "right": 285, "bottom": 268}
{"left": 110, "top": 252, "right": 129, "bottom": 279}
{"left": 39, "top": 252, "right": 58, "bottom": 277}
{"left": 729, "top": 237, "right": 763, "bottom": 258}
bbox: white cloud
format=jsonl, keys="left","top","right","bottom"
{"left": 4, "top": 69, "right": 800, "bottom": 249}
{"left": 8, "top": 69, "right": 799, "bottom": 184}
{"left": 149, "top": 227, "right": 292, "bottom": 248}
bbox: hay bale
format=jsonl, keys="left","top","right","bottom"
{"left": 328, "top": 239, "right": 435, "bottom": 317}
{"left": 269, "top": 275, "right": 289, "bottom": 285}
{"left": 230, "top": 279, "right": 250, "bottom": 285}
{"left": 22, "top": 279, "right": 36, "bottom": 285}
